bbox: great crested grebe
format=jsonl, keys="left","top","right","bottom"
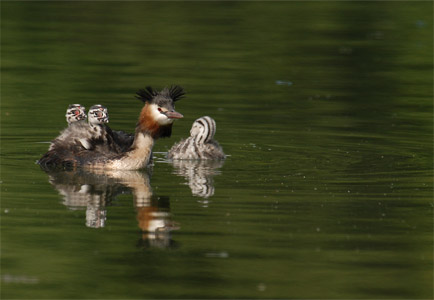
{"left": 65, "top": 104, "right": 87, "bottom": 124}
{"left": 38, "top": 86, "right": 185, "bottom": 170}
{"left": 167, "top": 116, "right": 225, "bottom": 160}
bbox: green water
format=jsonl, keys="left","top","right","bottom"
{"left": 1, "top": 2, "right": 433, "bottom": 299}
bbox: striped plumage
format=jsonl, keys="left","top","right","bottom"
{"left": 87, "top": 104, "right": 135, "bottom": 152}
{"left": 49, "top": 104, "right": 87, "bottom": 151}
{"left": 88, "top": 104, "right": 109, "bottom": 125}
{"left": 65, "top": 104, "right": 87, "bottom": 124}
{"left": 167, "top": 116, "right": 225, "bottom": 160}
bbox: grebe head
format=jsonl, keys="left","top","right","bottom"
{"left": 66, "top": 104, "right": 86, "bottom": 124}
{"left": 88, "top": 104, "right": 109, "bottom": 126}
{"left": 135, "top": 86, "right": 185, "bottom": 138}
{"left": 190, "top": 116, "right": 216, "bottom": 144}
{"left": 136, "top": 85, "right": 185, "bottom": 125}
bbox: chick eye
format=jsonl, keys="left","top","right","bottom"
{"left": 158, "top": 107, "right": 163, "bottom": 113}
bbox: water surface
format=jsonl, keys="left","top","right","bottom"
{"left": 1, "top": 2, "right": 433, "bottom": 299}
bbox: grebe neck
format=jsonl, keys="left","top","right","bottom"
{"left": 105, "top": 132, "right": 154, "bottom": 170}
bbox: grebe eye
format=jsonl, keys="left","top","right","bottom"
{"left": 158, "top": 107, "right": 163, "bottom": 113}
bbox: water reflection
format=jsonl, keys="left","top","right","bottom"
{"left": 43, "top": 168, "right": 178, "bottom": 248}
{"left": 136, "top": 196, "right": 179, "bottom": 249}
{"left": 169, "top": 160, "right": 224, "bottom": 206}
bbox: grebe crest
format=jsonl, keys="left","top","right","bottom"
{"left": 66, "top": 104, "right": 86, "bottom": 124}
{"left": 168, "top": 116, "right": 225, "bottom": 160}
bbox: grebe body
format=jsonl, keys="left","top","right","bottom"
{"left": 39, "top": 86, "right": 185, "bottom": 170}
{"left": 167, "top": 116, "right": 225, "bottom": 160}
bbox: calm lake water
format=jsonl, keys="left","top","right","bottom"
{"left": 1, "top": 2, "right": 433, "bottom": 299}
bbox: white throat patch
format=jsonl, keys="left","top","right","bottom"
{"left": 149, "top": 104, "right": 174, "bottom": 126}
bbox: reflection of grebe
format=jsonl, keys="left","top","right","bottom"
{"left": 44, "top": 168, "right": 178, "bottom": 247}
{"left": 65, "top": 104, "right": 87, "bottom": 124}
{"left": 168, "top": 116, "right": 225, "bottom": 160}
{"left": 46, "top": 169, "right": 131, "bottom": 228}
{"left": 136, "top": 196, "right": 179, "bottom": 249}
{"left": 38, "top": 86, "right": 185, "bottom": 170}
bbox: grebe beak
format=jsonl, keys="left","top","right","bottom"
{"left": 165, "top": 111, "right": 183, "bottom": 119}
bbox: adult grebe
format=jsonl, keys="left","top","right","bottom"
{"left": 167, "top": 116, "right": 225, "bottom": 160}
{"left": 65, "top": 104, "right": 87, "bottom": 124}
{"left": 38, "top": 86, "right": 185, "bottom": 170}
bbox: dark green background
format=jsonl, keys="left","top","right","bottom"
{"left": 1, "top": 2, "right": 432, "bottom": 299}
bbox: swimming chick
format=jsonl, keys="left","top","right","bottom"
{"left": 38, "top": 86, "right": 185, "bottom": 170}
{"left": 167, "top": 116, "right": 225, "bottom": 160}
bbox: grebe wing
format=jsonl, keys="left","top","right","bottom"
{"left": 112, "top": 130, "right": 134, "bottom": 151}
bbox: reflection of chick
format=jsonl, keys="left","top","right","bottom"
{"left": 168, "top": 116, "right": 225, "bottom": 160}
{"left": 170, "top": 160, "right": 224, "bottom": 199}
